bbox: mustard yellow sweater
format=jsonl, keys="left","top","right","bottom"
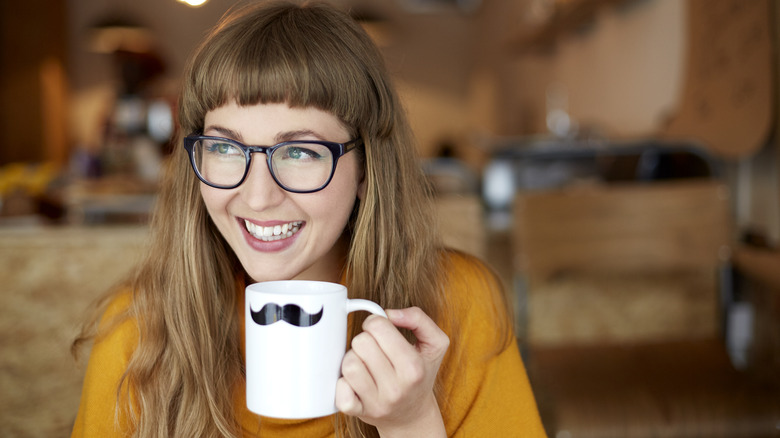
{"left": 72, "top": 252, "right": 547, "bottom": 437}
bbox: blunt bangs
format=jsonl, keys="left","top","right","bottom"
{"left": 179, "top": 2, "right": 389, "bottom": 137}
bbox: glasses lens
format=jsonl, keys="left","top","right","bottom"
{"left": 193, "top": 138, "right": 246, "bottom": 187}
{"left": 271, "top": 143, "right": 334, "bottom": 191}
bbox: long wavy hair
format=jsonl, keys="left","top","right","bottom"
{"left": 74, "top": 2, "right": 456, "bottom": 437}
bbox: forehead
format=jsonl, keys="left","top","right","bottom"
{"left": 203, "top": 101, "right": 351, "bottom": 143}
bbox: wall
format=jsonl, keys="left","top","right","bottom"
{"left": 509, "top": 0, "right": 685, "bottom": 138}
{"left": 379, "top": 0, "right": 688, "bottom": 167}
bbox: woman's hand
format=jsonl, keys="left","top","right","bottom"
{"left": 335, "top": 307, "right": 450, "bottom": 437}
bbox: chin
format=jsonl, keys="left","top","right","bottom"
{"left": 244, "top": 268, "right": 291, "bottom": 284}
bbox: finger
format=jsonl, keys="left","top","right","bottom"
{"left": 350, "top": 331, "right": 395, "bottom": 386}
{"left": 335, "top": 377, "right": 363, "bottom": 416}
{"left": 385, "top": 307, "right": 450, "bottom": 359}
{"left": 351, "top": 328, "right": 411, "bottom": 412}
{"left": 361, "top": 312, "right": 434, "bottom": 391}
{"left": 340, "top": 349, "right": 378, "bottom": 405}
{"left": 361, "top": 314, "right": 418, "bottom": 367}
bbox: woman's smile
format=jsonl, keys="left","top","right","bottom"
{"left": 236, "top": 217, "right": 304, "bottom": 255}
{"left": 242, "top": 219, "right": 303, "bottom": 242}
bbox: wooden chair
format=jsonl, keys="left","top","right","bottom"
{"left": 512, "top": 180, "right": 780, "bottom": 438}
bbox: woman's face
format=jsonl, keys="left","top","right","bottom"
{"left": 200, "top": 101, "right": 364, "bottom": 283}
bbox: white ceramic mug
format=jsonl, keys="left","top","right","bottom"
{"left": 245, "top": 280, "right": 386, "bottom": 419}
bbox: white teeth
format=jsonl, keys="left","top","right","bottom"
{"left": 244, "top": 220, "right": 302, "bottom": 241}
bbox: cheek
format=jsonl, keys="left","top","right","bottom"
{"left": 332, "top": 157, "right": 363, "bottom": 198}
{"left": 199, "top": 185, "right": 214, "bottom": 210}
{"left": 309, "top": 165, "right": 361, "bottom": 226}
{"left": 308, "top": 185, "right": 357, "bottom": 224}
{"left": 199, "top": 184, "right": 228, "bottom": 219}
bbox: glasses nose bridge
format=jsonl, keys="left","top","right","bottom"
{"left": 245, "top": 145, "right": 275, "bottom": 171}
{"left": 246, "top": 145, "right": 272, "bottom": 157}
{"left": 243, "top": 144, "right": 279, "bottom": 187}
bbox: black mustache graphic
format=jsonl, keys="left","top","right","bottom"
{"left": 250, "top": 303, "right": 324, "bottom": 327}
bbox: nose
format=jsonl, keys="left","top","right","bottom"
{"left": 237, "top": 156, "right": 287, "bottom": 211}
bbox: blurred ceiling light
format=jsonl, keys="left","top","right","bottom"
{"left": 178, "top": 0, "right": 209, "bottom": 6}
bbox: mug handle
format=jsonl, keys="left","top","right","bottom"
{"left": 346, "top": 299, "right": 387, "bottom": 318}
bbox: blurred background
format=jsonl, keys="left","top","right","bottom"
{"left": 1, "top": 0, "right": 779, "bottom": 436}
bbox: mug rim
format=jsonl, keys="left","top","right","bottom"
{"left": 246, "top": 280, "right": 345, "bottom": 296}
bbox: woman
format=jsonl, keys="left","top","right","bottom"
{"left": 71, "top": 2, "right": 546, "bottom": 437}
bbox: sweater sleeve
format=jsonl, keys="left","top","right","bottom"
{"left": 71, "top": 293, "right": 137, "bottom": 438}
{"left": 438, "top": 252, "right": 547, "bottom": 437}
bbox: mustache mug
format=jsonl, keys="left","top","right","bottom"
{"left": 245, "top": 280, "right": 386, "bottom": 419}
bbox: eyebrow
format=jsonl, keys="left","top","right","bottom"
{"left": 203, "top": 125, "right": 327, "bottom": 145}
{"left": 205, "top": 125, "right": 243, "bottom": 142}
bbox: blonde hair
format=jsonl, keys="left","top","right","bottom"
{"left": 74, "top": 1, "right": 457, "bottom": 437}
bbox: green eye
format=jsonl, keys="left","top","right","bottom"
{"left": 284, "top": 146, "right": 323, "bottom": 161}
{"left": 205, "top": 142, "right": 240, "bottom": 156}
{"left": 287, "top": 147, "right": 303, "bottom": 159}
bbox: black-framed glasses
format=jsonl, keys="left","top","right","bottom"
{"left": 183, "top": 135, "right": 361, "bottom": 193}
